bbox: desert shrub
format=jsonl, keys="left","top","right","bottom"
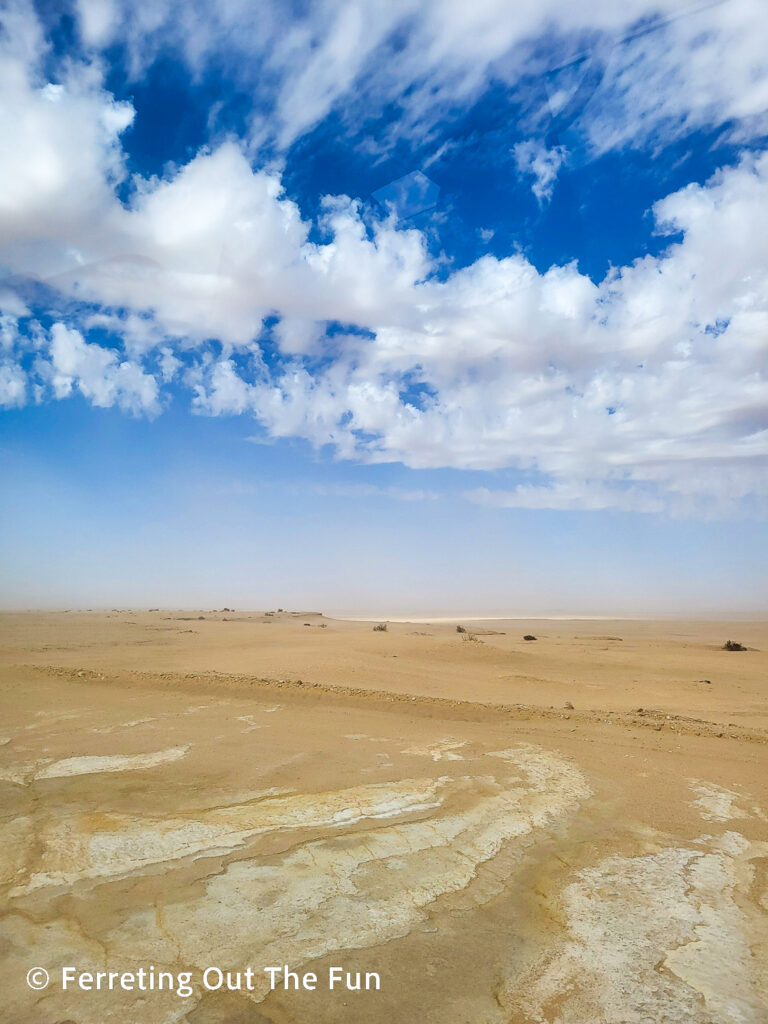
{"left": 456, "top": 625, "right": 466, "bottom": 633}
{"left": 722, "top": 640, "right": 746, "bottom": 651}
{"left": 523, "top": 634, "right": 537, "bottom": 641}
{"left": 373, "top": 623, "right": 388, "bottom": 632}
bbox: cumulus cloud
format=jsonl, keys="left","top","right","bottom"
{"left": 0, "top": 9, "right": 133, "bottom": 278}
{"left": 0, "top": 360, "right": 26, "bottom": 408}
{"left": 173, "top": 153, "right": 767, "bottom": 514}
{"left": 4, "top": 140, "right": 768, "bottom": 510}
{"left": 1, "top": 0, "right": 767, "bottom": 516}
{"left": 41, "top": 323, "right": 160, "bottom": 414}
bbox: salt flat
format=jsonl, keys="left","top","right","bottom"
{"left": 0, "top": 611, "right": 766, "bottom": 1022}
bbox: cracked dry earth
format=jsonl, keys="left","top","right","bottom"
{"left": 1, "top": 620, "right": 767, "bottom": 1023}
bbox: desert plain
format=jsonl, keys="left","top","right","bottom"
{"left": 0, "top": 610, "right": 767, "bottom": 1023}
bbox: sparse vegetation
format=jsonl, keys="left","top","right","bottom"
{"left": 456, "top": 624, "right": 466, "bottom": 633}
{"left": 373, "top": 623, "right": 388, "bottom": 632}
{"left": 523, "top": 634, "right": 537, "bottom": 641}
{"left": 722, "top": 640, "right": 747, "bottom": 651}
{"left": 462, "top": 632, "right": 483, "bottom": 643}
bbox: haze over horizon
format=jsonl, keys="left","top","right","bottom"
{"left": 1, "top": 0, "right": 767, "bottom": 613}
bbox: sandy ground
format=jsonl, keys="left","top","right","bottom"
{"left": 0, "top": 611, "right": 766, "bottom": 1023}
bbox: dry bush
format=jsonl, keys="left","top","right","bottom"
{"left": 373, "top": 623, "right": 388, "bottom": 632}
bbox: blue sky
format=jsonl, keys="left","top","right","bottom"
{"left": 1, "top": 0, "right": 767, "bottom": 614}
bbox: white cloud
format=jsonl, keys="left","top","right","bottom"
{"left": 76, "top": 0, "right": 119, "bottom": 48}
{"left": 83, "top": 312, "right": 178, "bottom": 358}
{"left": 5, "top": 150, "right": 766, "bottom": 513}
{"left": 192, "top": 357, "right": 257, "bottom": 416}
{"left": 65, "top": 0, "right": 768, "bottom": 157}
{"left": 43, "top": 323, "right": 160, "bottom": 414}
{"left": 0, "top": 10, "right": 133, "bottom": 280}
{"left": 1, "top": 0, "right": 767, "bottom": 516}
{"left": 513, "top": 141, "right": 566, "bottom": 202}
{"left": 0, "top": 360, "right": 26, "bottom": 407}
{"left": 568, "top": 0, "right": 768, "bottom": 156}
{"left": 225, "top": 154, "right": 767, "bottom": 513}
{"left": 0, "top": 134, "right": 430, "bottom": 349}
{"left": 158, "top": 347, "right": 182, "bottom": 382}
{"left": 0, "top": 290, "right": 30, "bottom": 320}
{"left": 273, "top": 318, "right": 324, "bottom": 356}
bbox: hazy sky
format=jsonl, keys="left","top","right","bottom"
{"left": 1, "top": 0, "right": 767, "bottom": 614}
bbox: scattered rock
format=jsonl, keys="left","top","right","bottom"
{"left": 523, "top": 634, "right": 537, "bottom": 641}
{"left": 564, "top": 701, "right": 574, "bottom": 710}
